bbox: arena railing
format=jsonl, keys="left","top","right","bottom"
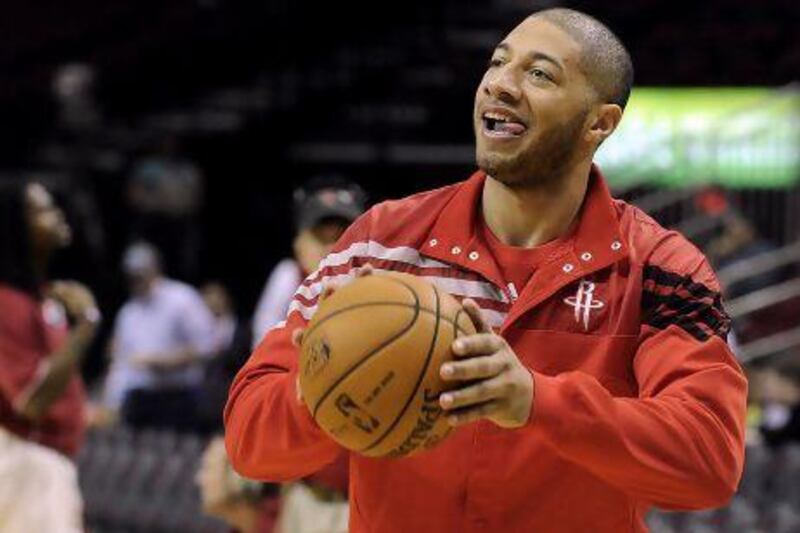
{"left": 718, "top": 240, "right": 800, "bottom": 289}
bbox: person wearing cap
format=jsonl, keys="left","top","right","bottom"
{"left": 203, "top": 178, "right": 365, "bottom": 533}
{"left": 101, "top": 241, "right": 216, "bottom": 432}
{"left": 252, "top": 178, "right": 366, "bottom": 348}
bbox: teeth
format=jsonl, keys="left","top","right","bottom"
{"left": 482, "top": 111, "right": 527, "bottom": 128}
{"left": 484, "top": 112, "right": 510, "bottom": 122}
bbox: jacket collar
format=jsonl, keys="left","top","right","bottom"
{"left": 420, "top": 165, "right": 629, "bottom": 326}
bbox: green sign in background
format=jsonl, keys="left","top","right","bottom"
{"left": 595, "top": 87, "right": 800, "bottom": 189}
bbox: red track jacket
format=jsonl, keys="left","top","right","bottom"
{"left": 225, "top": 167, "right": 747, "bottom": 532}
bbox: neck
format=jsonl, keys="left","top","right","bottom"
{"left": 136, "top": 276, "right": 161, "bottom": 298}
{"left": 482, "top": 161, "right": 591, "bottom": 248}
{"left": 31, "top": 249, "right": 49, "bottom": 288}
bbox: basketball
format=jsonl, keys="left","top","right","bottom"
{"left": 298, "top": 272, "right": 476, "bottom": 458}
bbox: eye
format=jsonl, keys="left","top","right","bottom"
{"left": 529, "top": 67, "right": 552, "bottom": 81}
{"left": 487, "top": 58, "right": 503, "bottom": 68}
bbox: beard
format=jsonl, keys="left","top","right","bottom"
{"left": 476, "top": 108, "right": 588, "bottom": 188}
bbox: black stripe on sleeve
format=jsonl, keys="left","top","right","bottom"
{"left": 642, "top": 265, "right": 731, "bottom": 342}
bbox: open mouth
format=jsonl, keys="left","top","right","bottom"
{"left": 481, "top": 110, "right": 528, "bottom": 138}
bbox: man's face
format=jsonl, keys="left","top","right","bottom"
{"left": 294, "top": 218, "right": 351, "bottom": 274}
{"left": 311, "top": 219, "right": 349, "bottom": 246}
{"left": 127, "top": 270, "right": 157, "bottom": 297}
{"left": 474, "top": 17, "right": 593, "bottom": 186}
{"left": 25, "top": 183, "right": 72, "bottom": 256}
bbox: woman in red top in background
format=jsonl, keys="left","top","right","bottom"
{"left": 0, "top": 181, "right": 100, "bottom": 532}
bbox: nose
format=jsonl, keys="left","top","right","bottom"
{"left": 484, "top": 65, "right": 521, "bottom": 103}
{"left": 51, "top": 207, "right": 67, "bottom": 227}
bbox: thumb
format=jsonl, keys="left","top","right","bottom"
{"left": 295, "top": 375, "right": 305, "bottom": 405}
{"left": 461, "top": 298, "right": 492, "bottom": 334}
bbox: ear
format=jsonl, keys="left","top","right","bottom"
{"left": 586, "top": 103, "right": 623, "bottom": 147}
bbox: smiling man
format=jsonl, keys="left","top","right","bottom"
{"left": 225, "top": 9, "right": 747, "bottom": 532}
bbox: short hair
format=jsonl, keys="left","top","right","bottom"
{"left": 531, "top": 8, "right": 634, "bottom": 109}
{"left": 0, "top": 180, "right": 38, "bottom": 294}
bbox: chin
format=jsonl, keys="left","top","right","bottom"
{"left": 476, "top": 149, "right": 529, "bottom": 185}
{"left": 56, "top": 228, "right": 73, "bottom": 248}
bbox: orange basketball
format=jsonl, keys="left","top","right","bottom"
{"left": 298, "top": 272, "right": 476, "bottom": 458}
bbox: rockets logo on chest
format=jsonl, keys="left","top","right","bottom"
{"left": 563, "top": 280, "right": 605, "bottom": 331}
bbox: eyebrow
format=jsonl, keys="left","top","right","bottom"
{"left": 495, "top": 42, "right": 565, "bottom": 72}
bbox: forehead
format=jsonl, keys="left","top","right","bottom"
{"left": 499, "top": 17, "right": 582, "bottom": 70}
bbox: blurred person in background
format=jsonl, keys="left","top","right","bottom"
{"left": 752, "top": 358, "right": 800, "bottom": 448}
{"left": 0, "top": 181, "right": 101, "bottom": 532}
{"left": 196, "top": 283, "right": 279, "bottom": 531}
{"left": 252, "top": 177, "right": 367, "bottom": 347}
{"left": 696, "top": 189, "right": 785, "bottom": 299}
{"left": 197, "top": 436, "right": 280, "bottom": 533}
{"left": 38, "top": 62, "right": 110, "bottom": 293}
{"left": 52, "top": 62, "right": 102, "bottom": 135}
{"left": 196, "top": 281, "right": 253, "bottom": 431}
{"left": 127, "top": 135, "right": 204, "bottom": 280}
{"left": 203, "top": 282, "right": 240, "bottom": 357}
{"left": 202, "top": 177, "right": 365, "bottom": 533}
{"left": 102, "top": 241, "right": 216, "bottom": 432}
{"left": 267, "top": 179, "right": 365, "bottom": 533}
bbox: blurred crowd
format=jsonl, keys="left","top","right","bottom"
{"left": 692, "top": 191, "right": 800, "bottom": 450}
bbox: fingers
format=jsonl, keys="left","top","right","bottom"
{"left": 319, "top": 263, "right": 374, "bottom": 303}
{"left": 451, "top": 333, "right": 504, "bottom": 359}
{"left": 445, "top": 400, "right": 503, "bottom": 427}
{"left": 295, "top": 375, "right": 304, "bottom": 405}
{"left": 319, "top": 284, "right": 337, "bottom": 302}
{"left": 461, "top": 298, "right": 492, "bottom": 334}
{"left": 441, "top": 352, "right": 508, "bottom": 381}
{"left": 291, "top": 328, "right": 304, "bottom": 348}
{"left": 439, "top": 374, "right": 508, "bottom": 411}
{"left": 356, "top": 263, "right": 374, "bottom": 277}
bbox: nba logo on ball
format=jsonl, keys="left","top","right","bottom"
{"left": 335, "top": 393, "right": 381, "bottom": 434}
{"left": 298, "top": 273, "right": 477, "bottom": 458}
{"left": 304, "top": 337, "right": 332, "bottom": 378}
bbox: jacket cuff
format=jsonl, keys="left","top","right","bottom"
{"left": 527, "top": 371, "right": 566, "bottom": 435}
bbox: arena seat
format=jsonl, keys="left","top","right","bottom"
{"left": 648, "top": 443, "right": 800, "bottom": 532}
{"left": 78, "top": 426, "right": 227, "bottom": 533}
{"left": 79, "top": 427, "right": 800, "bottom": 532}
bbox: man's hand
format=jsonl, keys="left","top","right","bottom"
{"left": 438, "top": 298, "right": 534, "bottom": 429}
{"left": 291, "top": 263, "right": 375, "bottom": 405}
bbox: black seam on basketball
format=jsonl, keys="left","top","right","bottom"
{"left": 303, "top": 275, "right": 421, "bottom": 339}
{"left": 404, "top": 308, "right": 471, "bottom": 335}
{"left": 306, "top": 302, "right": 469, "bottom": 341}
{"left": 310, "top": 281, "right": 421, "bottom": 418}
{"left": 361, "top": 282, "right": 442, "bottom": 453}
{"left": 453, "top": 308, "right": 466, "bottom": 339}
